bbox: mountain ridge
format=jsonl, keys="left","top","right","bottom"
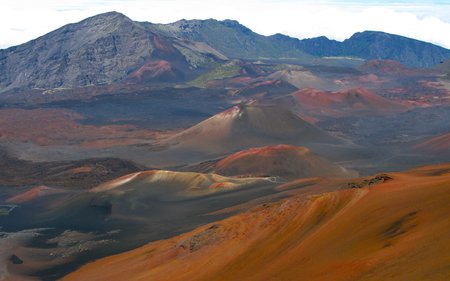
{"left": 151, "top": 17, "right": 450, "bottom": 67}
{"left": 271, "top": 30, "right": 450, "bottom": 67}
{"left": 0, "top": 11, "right": 227, "bottom": 92}
{"left": 1, "top": 11, "right": 450, "bottom": 93}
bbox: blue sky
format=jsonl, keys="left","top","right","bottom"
{"left": 1, "top": 0, "right": 450, "bottom": 49}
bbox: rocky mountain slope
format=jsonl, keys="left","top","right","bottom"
{"left": 273, "top": 31, "right": 450, "bottom": 67}
{"left": 1, "top": 12, "right": 450, "bottom": 93}
{"left": 148, "top": 19, "right": 313, "bottom": 61}
{"left": 0, "top": 12, "right": 227, "bottom": 92}
{"left": 152, "top": 20, "right": 450, "bottom": 67}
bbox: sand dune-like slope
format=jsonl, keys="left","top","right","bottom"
{"left": 92, "top": 169, "right": 270, "bottom": 198}
{"left": 195, "top": 144, "right": 356, "bottom": 179}
{"left": 6, "top": 185, "right": 62, "bottom": 204}
{"left": 267, "top": 69, "right": 327, "bottom": 89}
{"left": 415, "top": 132, "right": 450, "bottom": 156}
{"left": 65, "top": 164, "right": 450, "bottom": 281}
{"left": 287, "top": 87, "right": 406, "bottom": 118}
{"left": 163, "top": 105, "right": 341, "bottom": 154}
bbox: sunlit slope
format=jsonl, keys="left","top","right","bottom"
{"left": 163, "top": 104, "right": 342, "bottom": 153}
{"left": 91, "top": 169, "right": 270, "bottom": 197}
{"left": 415, "top": 132, "right": 450, "bottom": 156}
{"left": 64, "top": 164, "right": 450, "bottom": 281}
{"left": 211, "top": 144, "right": 356, "bottom": 179}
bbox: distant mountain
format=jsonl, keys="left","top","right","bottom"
{"left": 0, "top": 12, "right": 227, "bottom": 92}
{"left": 148, "top": 19, "right": 313, "bottom": 62}
{"left": 275, "top": 31, "right": 450, "bottom": 67}
{"left": 1, "top": 11, "right": 449, "bottom": 92}
{"left": 152, "top": 20, "right": 450, "bottom": 67}
{"left": 151, "top": 19, "right": 450, "bottom": 67}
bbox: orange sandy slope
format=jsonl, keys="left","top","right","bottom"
{"left": 290, "top": 87, "right": 406, "bottom": 118}
{"left": 415, "top": 132, "right": 450, "bottom": 155}
{"left": 64, "top": 164, "right": 450, "bottom": 281}
{"left": 214, "top": 144, "right": 355, "bottom": 179}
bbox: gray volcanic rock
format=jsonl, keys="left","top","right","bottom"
{"left": 289, "top": 31, "right": 450, "bottom": 67}
{"left": 153, "top": 20, "right": 450, "bottom": 67}
{"left": 1, "top": 12, "right": 450, "bottom": 93}
{"left": 148, "top": 19, "right": 313, "bottom": 61}
{"left": 0, "top": 12, "right": 227, "bottom": 92}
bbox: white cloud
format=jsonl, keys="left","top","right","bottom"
{"left": 1, "top": 0, "right": 450, "bottom": 49}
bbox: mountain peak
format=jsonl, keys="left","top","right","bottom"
{"left": 269, "top": 33, "right": 298, "bottom": 41}
{"left": 0, "top": 11, "right": 228, "bottom": 91}
{"left": 76, "top": 11, "right": 134, "bottom": 28}
{"left": 84, "top": 11, "right": 131, "bottom": 22}
{"left": 349, "top": 30, "right": 393, "bottom": 40}
{"left": 220, "top": 19, "right": 253, "bottom": 33}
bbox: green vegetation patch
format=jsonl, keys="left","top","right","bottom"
{"left": 189, "top": 64, "right": 241, "bottom": 87}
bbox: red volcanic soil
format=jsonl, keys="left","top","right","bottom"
{"left": 6, "top": 185, "right": 60, "bottom": 203}
{"left": 360, "top": 60, "right": 416, "bottom": 75}
{"left": 289, "top": 87, "right": 406, "bottom": 118}
{"left": 130, "top": 59, "right": 185, "bottom": 82}
{"left": 0, "top": 108, "right": 167, "bottom": 147}
{"left": 415, "top": 132, "right": 450, "bottom": 155}
{"left": 64, "top": 164, "right": 450, "bottom": 281}
{"left": 131, "top": 60, "right": 174, "bottom": 80}
{"left": 213, "top": 145, "right": 355, "bottom": 179}
{"left": 152, "top": 34, "right": 179, "bottom": 54}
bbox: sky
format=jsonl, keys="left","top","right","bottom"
{"left": 1, "top": 0, "right": 450, "bottom": 49}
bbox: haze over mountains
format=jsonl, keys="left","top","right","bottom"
{"left": 1, "top": 11, "right": 450, "bottom": 92}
